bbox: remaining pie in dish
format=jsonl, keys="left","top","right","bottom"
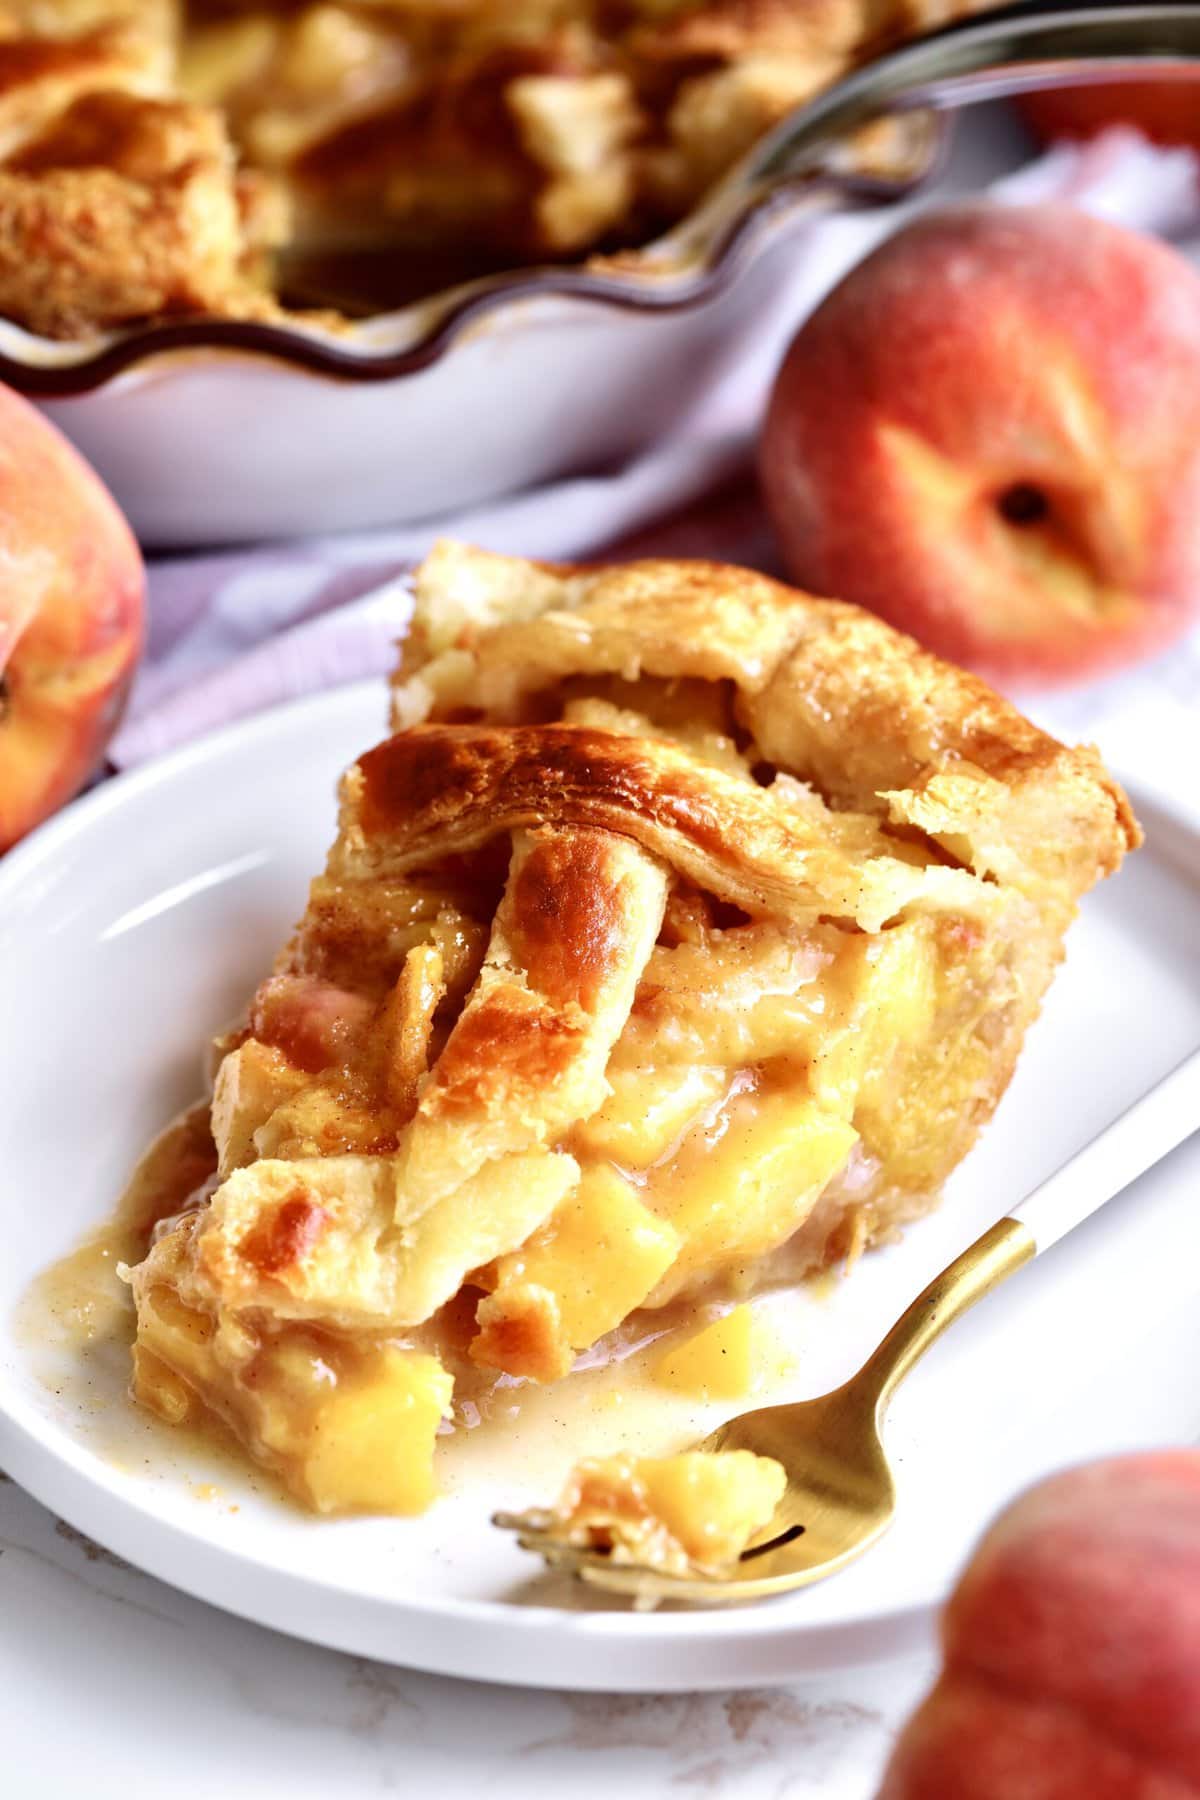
{"left": 0, "top": 2, "right": 285, "bottom": 336}
{"left": 0, "top": 1, "right": 995, "bottom": 335}
{"left": 122, "top": 542, "right": 1137, "bottom": 1523}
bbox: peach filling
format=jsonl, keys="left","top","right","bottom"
{"left": 133, "top": 1285, "right": 450, "bottom": 1515}
{"left": 128, "top": 896, "right": 944, "bottom": 1515}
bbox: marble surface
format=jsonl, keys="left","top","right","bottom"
{"left": 0, "top": 1468, "right": 932, "bottom": 1798}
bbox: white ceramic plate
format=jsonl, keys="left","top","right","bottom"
{"left": 2, "top": 680, "right": 1199, "bottom": 1692}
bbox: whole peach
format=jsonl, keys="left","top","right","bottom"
{"left": 0, "top": 390, "right": 144, "bottom": 850}
{"left": 877, "top": 1453, "right": 1200, "bottom": 1798}
{"left": 760, "top": 204, "right": 1200, "bottom": 687}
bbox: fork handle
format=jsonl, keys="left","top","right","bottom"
{"left": 853, "top": 1044, "right": 1200, "bottom": 1417}
{"left": 854, "top": 1217, "right": 1035, "bottom": 1419}
{"left": 1011, "top": 1044, "right": 1200, "bottom": 1255}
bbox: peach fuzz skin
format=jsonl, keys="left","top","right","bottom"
{"left": 760, "top": 204, "right": 1200, "bottom": 689}
{"left": 0, "top": 388, "right": 144, "bottom": 851}
{"left": 877, "top": 1453, "right": 1200, "bottom": 1799}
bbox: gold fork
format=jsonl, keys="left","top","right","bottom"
{"left": 496, "top": 1046, "right": 1200, "bottom": 1605}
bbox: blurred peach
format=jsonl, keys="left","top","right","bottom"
{"left": 0, "top": 391, "right": 144, "bottom": 850}
{"left": 877, "top": 1453, "right": 1200, "bottom": 1798}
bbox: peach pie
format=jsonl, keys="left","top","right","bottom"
{"left": 123, "top": 542, "right": 1136, "bottom": 1526}
{"left": 0, "top": 2, "right": 996, "bottom": 335}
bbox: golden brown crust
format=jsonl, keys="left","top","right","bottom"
{"left": 405, "top": 823, "right": 667, "bottom": 1176}
{"left": 351, "top": 721, "right": 995, "bottom": 933}
{"left": 381, "top": 941, "right": 443, "bottom": 1113}
{"left": 0, "top": 3, "right": 287, "bottom": 336}
{"left": 739, "top": 600, "right": 1141, "bottom": 910}
{"left": 0, "top": 85, "right": 285, "bottom": 335}
{"left": 11, "top": 79, "right": 216, "bottom": 174}
{"left": 237, "top": 1188, "right": 329, "bottom": 1279}
{"left": 470, "top": 1281, "right": 571, "bottom": 1384}
{"left": 0, "top": 2, "right": 177, "bottom": 44}
{"left": 625, "top": 0, "right": 869, "bottom": 64}
{"left": 131, "top": 816, "right": 667, "bottom": 1335}
{"left": 394, "top": 543, "right": 1139, "bottom": 916}
{"left": 151, "top": 1148, "right": 580, "bottom": 1329}
{"left": 0, "top": 20, "right": 164, "bottom": 173}
{"left": 507, "top": 826, "right": 634, "bottom": 1012}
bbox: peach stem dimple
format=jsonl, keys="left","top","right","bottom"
{"left": 995, "top": 483, "right": 1051, "bottom": 528}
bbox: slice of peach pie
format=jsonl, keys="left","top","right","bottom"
{"left": 123, "top": 542, "right": 1137, "bottom": 1535}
